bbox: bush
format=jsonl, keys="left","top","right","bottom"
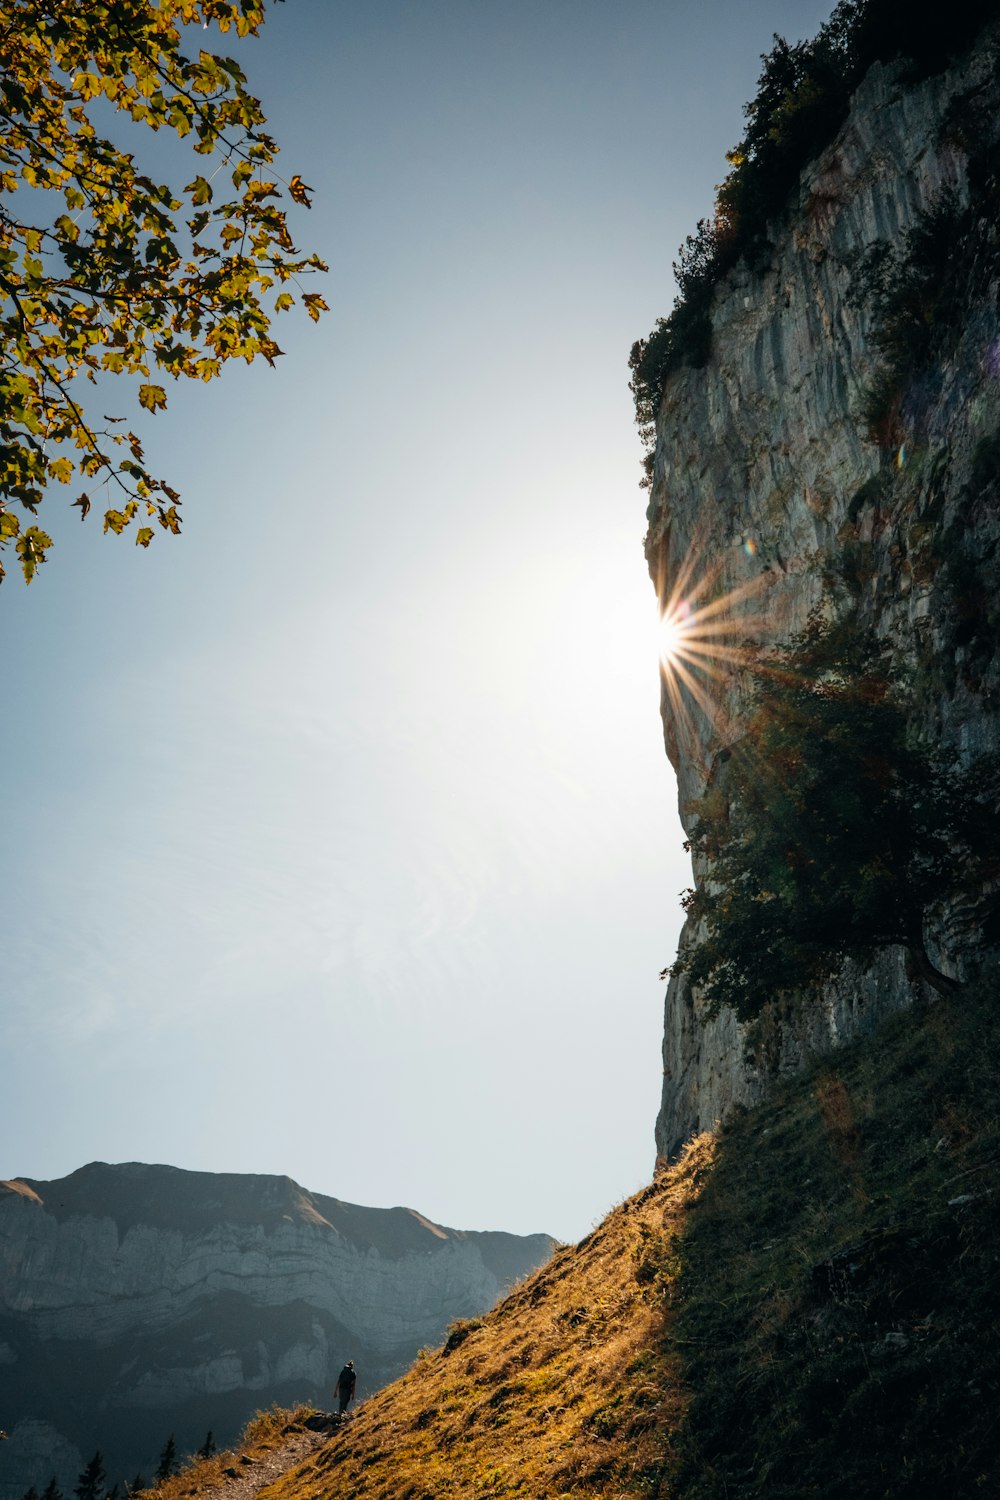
{"left": 672, "top": 608, "right": 1000, "bottom": 1021}
{"left": 442, "top": 1318, "right": 483, "bottom": 1355}
{"left": 630, "top": 0, "right": 999, "bottom": 469}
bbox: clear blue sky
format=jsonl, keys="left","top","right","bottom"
{"left": 1, "top": 0, "right": 834, "bottom": 1243}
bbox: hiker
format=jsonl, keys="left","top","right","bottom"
{"left": 334, "top": 1360, "right": 356, "bottom": 1416}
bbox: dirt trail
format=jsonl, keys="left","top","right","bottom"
{"left": 188, "top": 1420, "right": 338, "bottom": 1500}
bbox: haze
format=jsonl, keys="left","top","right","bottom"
{"left": 1, "top": 0, "right": 834, "bottom": 1243}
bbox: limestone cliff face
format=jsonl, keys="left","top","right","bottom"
{"left": 0, "top": 1164, "right": 553, "bottom": 1500}
{"left": 646, "top": 34, "right": 1000, "bottom": 1161}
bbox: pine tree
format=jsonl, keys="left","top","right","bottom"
{"left": 75, "top": 1454, "right": 106, "bottom": 1500}
{"left": 154, "top": 1438, "right": 178, "bottom": 1485}
{"left": 197, "top": 1434, "right": 216, "bottom": 1462}
{"left": 42, "top": 1477, "right": 63, "bottom": 1500}
{"left": 21, "top": 1486, "right": 40, "bottom": 1500}
{"left": 127, "top": 1477, "right": 146, "bottom": 1497}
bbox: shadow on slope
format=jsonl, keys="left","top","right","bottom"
{"left": 173, "top": 972, "right": 999, "bottom": 1499}
{"left": 668, "top": 969, "right": 1000, "bottom": 1499}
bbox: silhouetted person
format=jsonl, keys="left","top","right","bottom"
{"left": 334, "top": 1360, "right": 356, "bottom": 1415}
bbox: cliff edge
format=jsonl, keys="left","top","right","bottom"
{"left": 644, "top": 25, "right": 1000, "bottom": 1160}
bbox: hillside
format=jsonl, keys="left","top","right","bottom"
{"left": 151, "top": 977, "right": 998, "bottom": 1499}
{"left": 0, "top": 1165, "right": 553, "bottom": 1500}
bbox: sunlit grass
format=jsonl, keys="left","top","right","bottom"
{"left": 256, "top": 1144, "right": 714, "bottom": 1500}
{"left": 156, "top": 980, "right": 1000, "bottom": 1500}
{"left": 137, "top": 1405, "right": 319, "bottom": 1500}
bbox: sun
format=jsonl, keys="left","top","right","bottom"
{"left": 649, "top": 533, "right": 777, "bottom": 752}
{"left": 658, "top": 603, "right": 691, "bottom": 666}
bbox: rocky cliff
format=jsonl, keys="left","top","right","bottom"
{"left": 0, "top": 1163, "right": 554, "bottom": 1500}
{"left": 646, "top": 28, "right": 1000, "bottom": 1161}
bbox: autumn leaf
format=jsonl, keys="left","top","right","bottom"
{"left": 302, "top": 293, "right": 329, "bottom": 322}
{"left": 0, "top": 0, "right": 325, "bottom": 583}
{"left": 138, "top": 384, "right": 168, "bottom": 413}
{"left": 186, "top": 175, "right": 214, "bottom": 205}
{"left": 287, "top": 174, "right": 314, "bottom": 208}
{"left": 16, "top": 526, "right": 53, "bottom": 584}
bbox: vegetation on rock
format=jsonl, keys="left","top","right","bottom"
{"left": 670, "top": 610, "right": 999, "bottom": 1021}
{"left": 849, "top": 120, "right": 1000, "bottom": 446}
{"left": 628, "top": 0, "right": 998, "bottom": 481}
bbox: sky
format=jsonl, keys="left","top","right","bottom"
{"left": 0, "top": 0, "right": 835, "bottom": 1244}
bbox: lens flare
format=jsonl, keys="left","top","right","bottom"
{"left": 649, "top": 529, "right": 776, "bottom": 763}
{"left": 659, "top": 600, "right": 691, "bottom": 665}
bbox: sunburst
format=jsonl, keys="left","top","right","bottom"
{"left": 652, "top": 532, "right": 775, "bottom": 760}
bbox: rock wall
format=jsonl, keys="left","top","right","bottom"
{"left": 0, "top": 1163, "right": 553, "bottom": 1500}
{"left": 646, "top": 32, "right": 1000, "bottom": 1162}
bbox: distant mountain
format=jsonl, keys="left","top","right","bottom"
{"left": 0, "top": 1162, "right": 554, "bottom": 1500}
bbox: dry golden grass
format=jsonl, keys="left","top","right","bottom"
{"left": 139, "top": 1405, "right": 320, "bottom": 1500}
{"left": 257, "top": 1140, "right": 716, "bottom": 1500}
{"left": 141, "top": 979, "right": 1000, "bottom": 1500}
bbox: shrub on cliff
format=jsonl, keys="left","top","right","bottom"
{"left": 671, "top": 611, "right": 1000, "bottom": 1021}
{"left": 630, "top": 0, "right": 999, "bottom": 471}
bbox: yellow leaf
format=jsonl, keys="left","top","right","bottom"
{"left": 73, "top": 72, "right": 101, "bottom": 100}
{"left": 302, "top": 293, "right": 329, "bottom": 323}
{"left": 17, "top": 526, "right": 53, "bottom": 584}
{"left": 187, "top": 175, "right": 213, "bottom": 206}
{"left": 138, "top": 383, "right": 167, "bottom": 413}
{"left": 287, "top": 174, "right": 313, "bottom": 208}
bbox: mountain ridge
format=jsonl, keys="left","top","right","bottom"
{"left": 2, "top": 1162, "right": 542, "bottom": 1271}
{"left": 0, "top": 1161, "right": 554, "bottom": 1500}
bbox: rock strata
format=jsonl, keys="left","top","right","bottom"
{"left": 646, "top": 31, "right": 1000, "bottom": 1161}
{"left": 0, "top": 1163, "right": 553, "bottom": 1500}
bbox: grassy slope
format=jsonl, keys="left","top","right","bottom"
{"left": 165, "top": 976, "right": 999, "bottom": 1500}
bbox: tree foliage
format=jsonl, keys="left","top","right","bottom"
{"left": 74, "top": 1452, "right": 106, "bottom": 1500}
{"left": 154, "top": 1436, "right": 178, "bottom": 1484}
{"left": 672, "top": 611, "right": 1000, "bottom": 1022}
{"left": 0, "top": 0, "right": 327, "bottom": 582}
